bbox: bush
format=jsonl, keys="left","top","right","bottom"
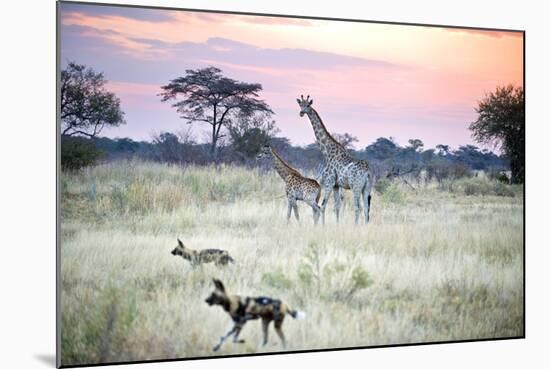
{"left": 374, "top": 178, "right": 391, "bottom": 194}
{"left": 463, "top": 180, "right": 490, "bottom": 196}
{"left": 62, "top": 136, "right": 104, "bottom": 171}
{"left": 494, "top": 181, "right": 515, "bottom": 197}
{"left": 261, "top": 270, "right": 293, "bottom": 290}
{"left": 453, "top": 177, "right": 517, "bottom": 197}
{"left": 297, "top": 242, "right": 372, "bottom": 300}
{"left": 382, "top": 183, "right": 404, "bottom": 203}
{"left": 427, "top": 162, "right": 472, "bottom": 183}
{"left": 487, "top": 168, "right": 511, "bottom": 184}
{"left": 496, "top": 172, "right": 511, "bottom": 184}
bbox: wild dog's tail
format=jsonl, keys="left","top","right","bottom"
{"left": 289, "top": 309, "right": 306, "bottom": 320}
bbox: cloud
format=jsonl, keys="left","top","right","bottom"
{"left": 119, "top": 36, "right": 400, "bottom": 71}
{"left": 445, "top": 28, "right": 523, "bottom": 39}
{"left": 62, "top": 14, "right": 401, "bottom": 71}
{"left": 60, "top": 2, "right": 177, "bottom": 23}
{"left": 62, "top": 24, "right": 172, "bottom": 60}
{"left": 209, "top": 37, "right": 396, "bottom": 69}
{"left": 232, "top": 14, "right": 313, "bottom": 27}
{"left": 169, "top": 10, "right": 314, "bottom": 27}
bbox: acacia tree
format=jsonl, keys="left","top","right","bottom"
{"left": 61, "top": 62, "right": 125, "bottom": 137}
{"left": 435, "top": 144, "right": 450, "bottom": 156}
{"left": 228, "top": 111, "right": 279, "bottom": 160}
{"left": 407, "top": 139, "right": 424, "bottom": 152}
{"left": 470, "top": 85, "right": 524, "bottom": 183}
{"left": 333, "top": 133, "right": 359, "bottom": 149}
{"left": 159, "top": 67, "right": 273, "bottom": 160}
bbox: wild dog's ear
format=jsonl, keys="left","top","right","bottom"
{"left": 212, "top": 279, "right": 226, "bottom": 293}
{"left": 177, "top": 238, "right": 184, "bottom": 247}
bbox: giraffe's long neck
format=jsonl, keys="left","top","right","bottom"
{"left": 270, "top": 148, "right": 299, "bottom": 180}
{"left": 306, "top": 108, "right": 345, "bottom": 159}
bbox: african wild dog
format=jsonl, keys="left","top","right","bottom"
{"left": 171, "top": 239, "right": 234, "bottom": 267}
{"left": 205, "top": 279, "right": 305, "bottom": 351}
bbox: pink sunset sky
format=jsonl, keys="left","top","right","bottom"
{"left": 59, "top": 2, "right": 523, "bottom": 151}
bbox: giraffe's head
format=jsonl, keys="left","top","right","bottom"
{"left": 255, "top": 144, "right": 271, "bottom": 161}
{"left": 296, "top": 95, "right": 313, "bottom": 117}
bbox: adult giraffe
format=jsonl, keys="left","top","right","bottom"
{"left": 297, "top": 95, "right": 373, "bottom": 224}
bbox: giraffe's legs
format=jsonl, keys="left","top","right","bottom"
{"left": 333, "top": 187, "right": 342, "bottom": 223}
{"left": 305, "top": 199, "right": 321, "bottom": 225}
{"left": 362, "top": 177, "right": 373, "bottom": 224}
{"left": 292, "top": 201, "right": 300, "bottom": 221}
{"left": 320, "top": 178, "right": 335, "bottom": 225}
{"left": 352, "top": 188, "right": 363, "bottom": 225}
{"left": 286, "top": 199, "right": 293, "bottom": 222}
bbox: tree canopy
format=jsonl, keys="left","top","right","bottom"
{"left": 159, "top": 66, "right": 273, "bottom": 160}
{"left": 469, "top": 85, "right": 524, "bottom": 183}
{"left": 229, "top": 112, "right": 279, "bottom": 160}
{"left": 61, "top": 62, "right": 125, "bottom": 137}
{"left": 333, "top": 133, "right": 359, "bottom": 149}
{"left": 407, "top": 139, "right": 424, "bottom": 152}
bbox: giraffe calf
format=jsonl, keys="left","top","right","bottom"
{"left": 171, "top": 239, "right": 235, "bottom": 267}
{"left": 257, "top": 145, "right": 321, "bottom": 224}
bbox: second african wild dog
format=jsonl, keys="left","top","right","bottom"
{"left": 205, "top": 279, "right": 305, "bottom": 351}
{"left": 171, "top": 239, "right": 234, "bottom": 267}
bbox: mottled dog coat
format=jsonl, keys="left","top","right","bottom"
{"left": 171, "top": 239, "right": 234, "bottom": 267}
{"left": 205, "top": 279, "right": 305, "bottom": 351}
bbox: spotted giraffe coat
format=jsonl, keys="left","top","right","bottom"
{"left": 297, "top": 95, "right": 373, "bottom": 224}
{"left": 257, "top": 145, "right": 321, "bottom": 224}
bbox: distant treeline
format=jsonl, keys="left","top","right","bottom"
{"left": 62, "top": 134, "right": 508, "bottom": 182}
{"left": 60, "top": 62, "right": 523, "bottom": 183}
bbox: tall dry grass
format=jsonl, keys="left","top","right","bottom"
{"left": 60, "top": 160, "right": 524, "bottom": 366}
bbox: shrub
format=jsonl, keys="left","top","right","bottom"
{"left": 261, "top": 270, "right": 293, "bottom": 290}
{"left": 452, "top": 177, "right": 517, "bottom": 197}
{"left": 110, "top": 185, "right": 129, "bottom": 213}
{"left": 486, "top": 168, "right": 510, "bottom": 183}
{"left": 297, "top": 242, "right": 372, "bottom": 300}
{"left": 382, "top": 184, "right": 404, "bottom": 203}
{"left": 351, "top": 266, "right": 373, "bottom": 292}
{"left": 494, "top": 181, "right": 515, "bottom": 197}
{"left": 62, "top": 136, "right": 104, "bottom": 171}
{"left": 374, "top": 178, "right": 391, "bottom": 194}
{"left": 297, "top": 241, "right": 322, "bottom": 293}
{"left": 463, "top": 179, "right": 491, "bottom": 196}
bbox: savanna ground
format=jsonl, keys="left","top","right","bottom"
{"left": 60, "top": 161, "right": 524, "bottom": 366}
